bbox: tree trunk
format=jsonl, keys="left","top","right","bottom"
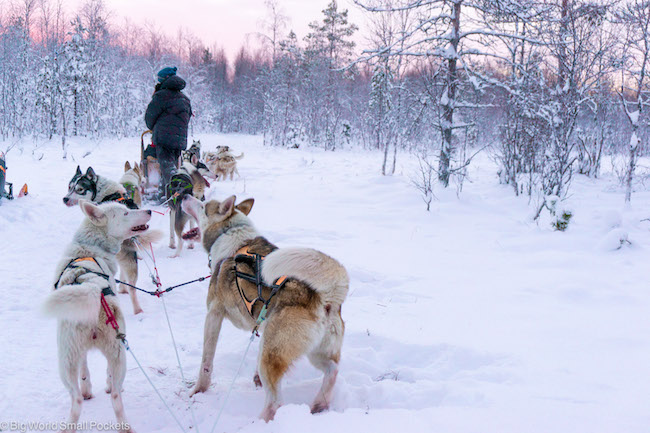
{"left": 438, "top": 1, "right": 461, "bottom": 187}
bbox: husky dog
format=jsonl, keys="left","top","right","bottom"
{"left": 187, "top": 140, "right": 202, "bottom": 162}
{"left": 43, "top": 200, "right": 152, "bottom": 433}
{"left": 64, "top": 166, "right": 162, "bottom": 314}
{"left": 120, "top": 162, "right": 143, "bottom": 208}
{"left": 204, "top": 147, "right": 244, "bottom": 181}
{"left": 167, "top": 150, "right": 215, "bottom": 257}
{"left": 182, "top": 194, "right": 349, "bottom": 421}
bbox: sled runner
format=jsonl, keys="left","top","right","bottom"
{"left": 139, "top": 130, "right": 162, "bottom": 201}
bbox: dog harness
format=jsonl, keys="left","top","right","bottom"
{"left": 167, "top": 171, "right": 193, "bottom": 204}
{"left": 100, "top": 191, "right": 139, "bottom": 210}
{"left": 233, "top": 246, "right": 288, "bottom": 319}
{"left": 53, "top": 257, "right": 121, "bottom": 333}
{"left": 122, "top": 182, "right": 138, "bottom": 201}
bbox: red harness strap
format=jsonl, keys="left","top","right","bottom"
{"left": 100, "top": 292, "right": 120, "bottom": 331}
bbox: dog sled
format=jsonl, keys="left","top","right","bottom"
{"left": 139, "top": 130, "right": 162, "bottom": 201}
{"left": 0, "top": 152, "right": 27, "bottom": 203}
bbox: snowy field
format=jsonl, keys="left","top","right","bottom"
{"left": 1, "top": 134, "right": 648, "bottom": 433}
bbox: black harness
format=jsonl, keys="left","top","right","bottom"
{"left": 233, "top": 247, "right": 288, "bottom": 319}
{"left": 100, "top": 191, "right": 139, "bottom": 210}
{"left": 54, "top": 257, "right": 115, "bottom": 297}
{"left": 167, "top": 171, "right": 194, "bottom": 204}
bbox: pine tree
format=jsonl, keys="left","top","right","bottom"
{"left": 305, "top": 0, "right": 358, "bottom": 150}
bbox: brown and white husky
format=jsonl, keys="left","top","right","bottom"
{"left": 120, "top": 161, "right": 143, "bottom": 208}
{"left": 181, "top": 194, "right": 349, "bottom": 421}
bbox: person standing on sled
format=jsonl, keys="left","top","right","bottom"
{"left": 145, "top": 66, "right": 192, "bottom": 202}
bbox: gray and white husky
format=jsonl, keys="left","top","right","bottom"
{"left": 64, "top": 166, "right": 162, "bottom": 314}
{"left": 43, "top": 200, "right": 152, "bottom": 433}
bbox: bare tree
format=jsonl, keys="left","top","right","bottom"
{"left": 615, "top": 0, "right": 650, "bottom": 203}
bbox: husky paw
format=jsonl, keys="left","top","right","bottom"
{"left": 260, "top": 404, "right": 279, "bottom": 422}
{"left": 168, "top": 243, "right": 176, "bottom": 249}
{"left": 133, "top": 307, "right": 143, "bottom": 315}
{"left": 117, "top": 285, "right": 129, "bottom": 294}
{"left": 82, "top": 392, "right": 94, "bottom": 400}
{"left": 188, "top": 243, "right": 194, "bottom": 250}
{"left": 190, "top": 383, "right": 208, "bottom": 397}
{"left": 310, "top": 401, "right": 329, "bottom": 414}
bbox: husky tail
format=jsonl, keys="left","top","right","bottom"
{"left": 42, "top": 281, "right": 103, "bottom": 323}
{"left": 133, "top": 229, "right": 164, "bottom": 249}
{"left": 234, "top": 152, "right": 244, "bottom": 160}
{"left": 262, "top": 248, "right": 349, "bottom": 305}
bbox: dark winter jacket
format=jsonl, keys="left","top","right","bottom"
{"left": 145, "top": 76, "right": 192, "bottom": 150}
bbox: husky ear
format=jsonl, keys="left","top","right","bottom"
{"left": 86, "top": 167, "right": 98, "bottom": 182}
{"left": 191, "top": 153, "right": 199, "bottom": 166}
{"left": 220, "top": 195, "right": 236, "bottom": 216}
{"left": 235, "top": 198, "right": 254, "bottom": 216}
{"left": 75, "top": 165, "right": 82, "bottom": 176}
{"left": 124, "top": 161, "right": 131, "bottom": 172}
{"left": 79, "top": 200, "right": 107, "bottom": 226}
{"left": 133, "top": 162, "right": 141, "bottom": 176}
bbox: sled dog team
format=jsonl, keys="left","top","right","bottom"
{"left": 45, "top": 141, "right": 349, "bottom": 432}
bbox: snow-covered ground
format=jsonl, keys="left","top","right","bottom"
{"left": 1, "top": 134, "right": 648, "bottom": 433}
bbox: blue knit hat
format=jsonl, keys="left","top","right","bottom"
{"left": 157, "top": 66, "right": 177, "bottom": 82}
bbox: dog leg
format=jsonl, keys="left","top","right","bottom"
{"left": 171, "top": 235, "right": 184, "bottom": 258}
{"left": 128, "top": 286, "right": 143, "bottom": 315}
{"left": 117, "top": 266, "right": 128, "bottom": 294}
{"left": 308, "top": 357, "right": 339, "bottom": 414}
{"left": 171, "top": 210, "right": 188, "bottom": 258}
{"left": 258, "top": 311, "right": 314, "bottom": 421}
{"left": 168, "top": 210, "right": 176, "bottom": 249}
{"left": 106, "top": 347, "right": 133, "bottom": 432}
{"left": 59, "top": 349, "right": 83, "bottom": 432}
{"left": 187, "top": 219, "right": 195, "bottom": 250}
{"left": 105, "top": 364, "right": 112, "bottom": 394}
{"left": 80, "top": 356, "right": 93, "bottom": 400}
{"left": 190, "top": 306, "right": 225, "bottom": 396}
{"left": 121, "top": 251, "right": 143, "bottom": 314}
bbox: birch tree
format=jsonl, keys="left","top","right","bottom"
{"left": 615, "top": 0, "right": 650, "bottom": 203}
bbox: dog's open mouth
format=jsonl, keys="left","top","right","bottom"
{"left": 182, "top": 227, "right": 200, "bottom": 241}
{"left": 131, "top": 224, "right": 149, "bottom": 232}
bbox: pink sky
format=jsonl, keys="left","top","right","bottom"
{"left": 72, "top": 0, "right": 368, "bottom": 60}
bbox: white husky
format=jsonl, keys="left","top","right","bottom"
{"left": 43, "top": 200, "right": 153, "bottom": 433}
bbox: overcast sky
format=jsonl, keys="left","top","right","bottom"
{"left": 73, "top": 0, "right": 369, "bottom": 60}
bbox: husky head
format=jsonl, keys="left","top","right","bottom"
{"left": 183, "top": 141, "right": 202, "bottom": 164}
{"left": 181, "top": 195, "right": 254, "bottom": 246}
{"left": 79, "top": 200, "right": 152, "bottom": 240}
{"left": 64, "top": 166, "right": 98, "bottom": 206}
{"left": 122, "top": 161, "right": 143, "bottom": 187}
{"left": 179, "top": 155, "right": 217, "bottom": 180}
{"left": 203, "top": 151, "right": 219, "bottom": 165}
{"left": 123, "top": 161, "right": 142, "bottom": 181}
{"left": 215, "top": 145, "right": 230, "bottom": 155}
